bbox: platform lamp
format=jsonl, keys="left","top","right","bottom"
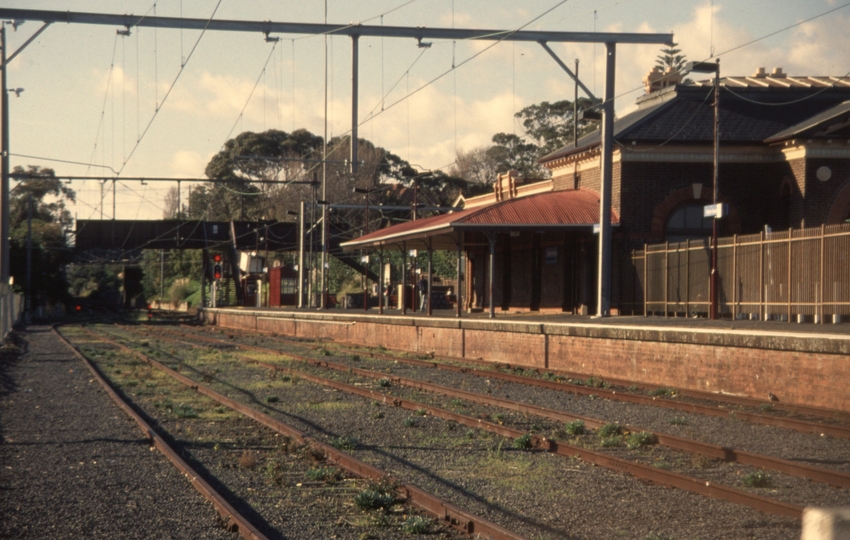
{"left": 685, "top": 59, "right": 721, "bottom": 319}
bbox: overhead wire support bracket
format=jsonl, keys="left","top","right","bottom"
{"left": 538, "top": 41, "right": 596, "bottom": 101}
{"left": 0, "top": 21, "right": 51, "bottom": 69}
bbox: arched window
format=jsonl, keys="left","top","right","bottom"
{"left": 665, "top": 203, "right": 712, "bottom": 242}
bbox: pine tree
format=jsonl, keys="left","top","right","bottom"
{"left": 655, "top": 43, "right": 687, "bottom": 72}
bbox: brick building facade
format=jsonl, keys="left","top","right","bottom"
{"left": 344, "top": 69, "right": 850, "bottom": 315}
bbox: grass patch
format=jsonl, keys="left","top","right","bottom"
{"left": 512, "top": 434, "right": 533, "bottom": 450}
{"left": 306, "top": 466, "right": 342, "bottom": 483}
{"left": 354, "top": 489, "right": 396, "bottom": 512}
{"left": 649, "top": 387, "right": 676, "bottom": 397}
{"left": 742, "top": 470, "right": 772, "bottom": 488}
{"left": 400, "top": 515, "right": 431, "bottom": 534}
{"left": 565, "top": 420, "right": 587, "bottom": 436}
{"left": 759, "top": 403, "right": 775, "bottom": 413}
{"left": 403, "top": 417, "right": 417, "bottom": 428}
{"left": 238, "top": 450, "right": 258, "bottom": 470}
{"left": 329, "top": 436, "right": 358, "bottom": 451}
{"left": 265, "top": 395, "right": 280, "bottom": 404}
{"left": 667, "top": 416, "right": 688, "bottom": 425}
{"left": 372, "top": 410, "right": 385, "bottom": 419}
{"left": 173, "top": 403, "right": 199, "bottom": 418}
{"left": 377, "top": 378, "right": 392, "bottom": 388}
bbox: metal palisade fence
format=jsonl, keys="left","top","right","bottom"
{"left": 629, "top": 223, "right": 850, "bottom": 322}
{"left": 0, "top": 284, "right": 24, "bottom": 340}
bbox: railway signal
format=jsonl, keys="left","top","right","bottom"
{"left": 212, "top": 253, "right": 222, "bottom": 281}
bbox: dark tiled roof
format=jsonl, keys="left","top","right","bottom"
{"left": 765, "top": 100, "right": 850, "bottom": 142}
{"left": 540, "top": 83, "right": 850, "bottom": 164}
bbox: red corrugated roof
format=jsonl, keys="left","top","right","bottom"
{"left": 342, "top": 189, "right": 619, "bottom": 250}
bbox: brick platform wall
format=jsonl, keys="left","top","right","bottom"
{"left": 204, "top": 309, "right": 850, "bottom": 412}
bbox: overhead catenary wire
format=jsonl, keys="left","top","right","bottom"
{"left": 220, "top": 40, "right": 280, "bottom": 149}
{"left": 117, "top": 0, "right": 224, "bottom": 176}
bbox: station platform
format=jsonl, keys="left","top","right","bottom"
{"left": 200, "top": 306, "right": 850, "bottom": 413}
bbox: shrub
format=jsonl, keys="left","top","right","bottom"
{"left": 597, "top": 423, "right": 622, "bottom": 438}
{"left": 372, "top": 411, "right": 385, "bottom": 420}
{"left": 599, "top": 435, "right": 623, "bottom": 448}
{"left": 742, "top": 470, "right": 772, "bottom": 488}
{"left": 403, "top": 417, "right": 417, "bottom": 428}
{"left": 377, "top": 378, "right": 392, "bottom": 388}
{"left": 626, "top": 432, "right": 658, "bottom": 449}
{"left": 565, "top": 420, "right": 587, "bottom": 436}
{"left": 265, "top": 396, "right": 280, "bottom": 404}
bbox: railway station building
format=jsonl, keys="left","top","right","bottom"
{"left": 342, "top": 67, "right": 850, "bottom": 315}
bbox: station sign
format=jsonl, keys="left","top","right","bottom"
{"left": 703, "top": 203, "right": 728, "bottom": 219}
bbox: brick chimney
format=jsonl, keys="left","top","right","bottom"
{"left": 643, "top": 66, "right": 682, "bottom": 94}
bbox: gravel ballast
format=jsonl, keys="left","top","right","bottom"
{"left": 0, "top": 326, "right": 237, "bottom": 540}
{"left": 121, "top": 326, "right": 807, "bottom": 540}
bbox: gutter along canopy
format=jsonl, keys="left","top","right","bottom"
{"left": 341, "top": 189, "right": 620, "bottom": 252}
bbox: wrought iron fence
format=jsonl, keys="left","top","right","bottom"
{"left": 629, "top": 223, "right": 850, "bottom": 322}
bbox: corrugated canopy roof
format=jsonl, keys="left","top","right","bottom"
{"left": 341, "top": 189, "right": 618, "bottom": 251}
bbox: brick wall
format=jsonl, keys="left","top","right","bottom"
{"left": 207, "top": 309, "right": 850, "bottom": 412}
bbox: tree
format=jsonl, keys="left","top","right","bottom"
{"left": 656, "top": 43, "right": 688, "bottom": 73}
{"left": 487, "top": 132, "right": 546, "bottom": 178}
{"left": 9, "top": 166, "right": 75, "bottom": 305}
{"left": 515, "top": 98, "right": 600, "bottom": 156}
{"left": 448, "top": 147, "right": 500, "bottom": 187}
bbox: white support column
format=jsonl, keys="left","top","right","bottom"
{"left": 596, "top": 42, "right": 616, "bottom": 318}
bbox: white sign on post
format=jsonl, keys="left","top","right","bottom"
{"left": 703, "top": 203, "right": 728, "bottom": 219}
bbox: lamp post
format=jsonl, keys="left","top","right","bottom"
{"left": 686, "top": 59, "right": 721, "bottom": 320}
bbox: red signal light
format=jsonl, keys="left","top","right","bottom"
{"left": 75, "top": 305, "right": 82, "bottom": 312}
{"left": 213, "top": 264, "right": 222, "bottom": 280}
{"left": 212, "top": 253, "right": 222, "bottom": 263}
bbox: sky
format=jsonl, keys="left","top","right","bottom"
{"left": 4, "top": 0, "right": 849, "bottom": 222}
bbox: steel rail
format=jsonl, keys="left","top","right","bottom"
{"left": 52, "top": 326, "right": 268, "bottom": 540}
{"left": 120, "top": 325, "right": 806, "bottom": 519}
{"left": 183, "top": 323, "right": 850, "bottom": 438}
{"left": 150, "top": 326, "right": 850, "bottom": 489}
{"left": 205, "top": 323, "right": 849, "bottom": 422}
{"left": 76, "top": 326, "right": 525, "bottom": 540}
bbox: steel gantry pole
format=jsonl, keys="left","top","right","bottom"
{"left": 596, "top": 42, "right": 616, "bottom": 318}
{"left": 0, "top": 23, "right": 9, "bottom": 283}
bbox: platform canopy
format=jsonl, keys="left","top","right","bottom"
{"left": 341, "top": 189, "right": 620, "bottom": 252}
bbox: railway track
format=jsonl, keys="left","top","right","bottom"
{"left": 53, "top": 325, "right": 268, "bottom": 540}
{"left": 138, "top": 324, "right": 850, "bottom": 492}
{"left": 61, "top": 324, "right": 518, "bottom": 540}
{"left": 105, "top": 324, "right": 850, "bottom": 522}
{"left": 201, "top": 323, "right": 850, "bottom": 437}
